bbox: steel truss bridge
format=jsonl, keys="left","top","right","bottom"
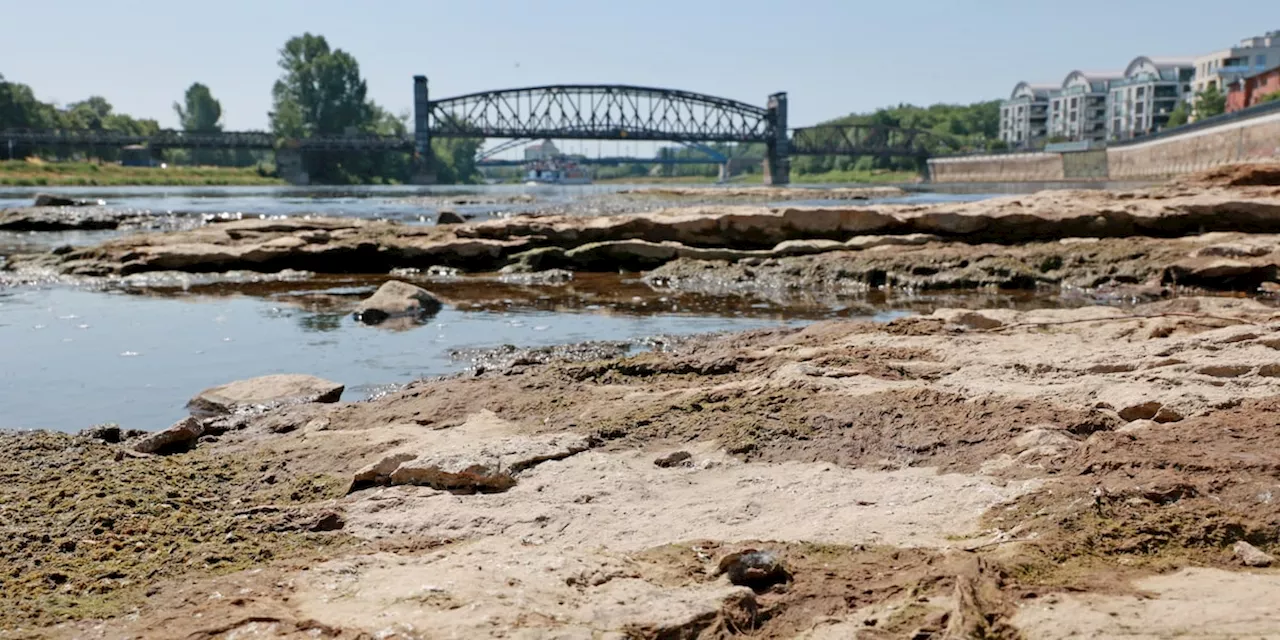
{"left": 3, "top": 79, "right": 949, "bottom": 184}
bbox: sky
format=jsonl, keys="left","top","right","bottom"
{"left": 3, "top": 0, "right": 1277, "bottom": 132}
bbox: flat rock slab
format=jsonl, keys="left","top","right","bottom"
{"left": 350, "top": 411, "right": 593, "bottom": 493}
{"left": 0, "top": 206, "right": 133, "bottom": 231}
{"left": 187, "top": 374, "right": 344, "bottom": 416}
{"left": 1013, "top": 568, "right": 1280, "bottom": 638}
{"left": 291, "top": 539, "right": 756, "bottom": 639}
{"left": 343, "top": 442, "right": 1039, "bottom": 549}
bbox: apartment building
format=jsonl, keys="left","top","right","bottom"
{"left": 999, "top": 82, "right": 1054, "bottom": 148}
{"left": 1227, "top": 65, "right": 1280, "bottom": 112}
{"left": 1193, "top": 30, "right": 1280, "bottom": 94}
{"left": 1108, "top": 56, "right": 1195, "bottom": 140}
{"left": 1050, "top": 71, "right": 1123, "bottom": 142}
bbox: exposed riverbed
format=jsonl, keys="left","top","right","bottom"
{"left": 0, "top": 184, "right": 1014, "bottom": 432}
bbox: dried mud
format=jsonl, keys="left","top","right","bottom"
{"left": 6, "top": 295, "right": 1280, "bottom": 638}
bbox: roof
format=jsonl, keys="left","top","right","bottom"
{"left": 1124, "top": 56, "right": 1195, "bottom": 78}
{"left": 1009, "top": 81, "right": 1057, "bottom": 100}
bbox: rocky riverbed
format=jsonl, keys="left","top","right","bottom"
{"left": 5, "top": 295, "right": 1280, "bottom": 638}
{"left": 4, "top": 167, "right": 1280, "bottom": 638}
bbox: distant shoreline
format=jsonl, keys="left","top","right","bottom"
{"left": 0, "top": 160, "right": 284, "bottom": 187}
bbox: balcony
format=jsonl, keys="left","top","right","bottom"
{"left": 1219, "top": 64, "right": 1268, "bottom": 75}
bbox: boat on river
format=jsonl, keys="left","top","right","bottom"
{"left": 524, "top": 158, "right": 592, "bottom": 185}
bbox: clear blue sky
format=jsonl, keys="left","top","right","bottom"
{"left": 3, "top": 0, "right": 1277, "bottom": 131}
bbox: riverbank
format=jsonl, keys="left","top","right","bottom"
{"left": 7, "top": 295, "right": 1280, "bottom": 638}
{"left": 0, "top": 160, "right": 283, "bottom": 187}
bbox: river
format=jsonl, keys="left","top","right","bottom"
{"left": 1, "top": 183, "right": 1041, "bottom": 432}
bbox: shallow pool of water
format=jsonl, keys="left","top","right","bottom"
{"left": 0, "top": 285, "right": 827, "bottom": 432}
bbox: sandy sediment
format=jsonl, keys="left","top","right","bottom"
{"left": 6, "top": 295, "right": 1280, "bottom": 638}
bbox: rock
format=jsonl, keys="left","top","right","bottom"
{"left": 350, "top": 425, "right": 594, "bottom": 494}
{"left": 0, "top": 206, "right": 128, "bottom": 231}
{"left": 564, "top": 240, "right": 680, "bottom": 270}
{"left": 1233, "top": 541, "right": 1275, "bottom": 567}
{"left": 437, "top": 210, "right": 466, "bottom": 225}
{"left": 1194, "top": 243, "right": 1272, "bottom": 258}
{"left": 771, "top": 239, "right": 844, "bottom": 257}
{"left": 934, "top": 309, "right": 1005, "bottom": 330}
{"left": 353, "top": 280, "right": 443, "bottom": 325}
{"left": 134, "top": 417, "right": 204, "bottom": 455}
{"left": 1118, "top": 401, "right": 1163, "bottom": 422}
{"left": 80, "top": 423, "right": 123, "bottom": 444}
{"left": 844, "top": 233, "right": 940, "bottom": 250}
{"left": 187, "top": 374, "right": 344, "bottom": 417}
{"left": 33, "top": 193, "right": 92, "bottom": 207}
{"left": 715, "top": 549, "right": 790, "bottom": 590}
{"left": 501, "top": 246, "right": 568, "bottom": 273}
{"left": 654, "top": 451, "right": 693, "bottom": 468}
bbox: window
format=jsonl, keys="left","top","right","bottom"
{"left": 1136, "top": 87, "right": 1146, "bottom": 98}
{"left": 1257, "top": 54, "right": 1267, "bottom": 67}
{"left": 1070, "top": 97, "right": 1078, "bottom": 108}
{"left": 1069, "top": 112, "right": 1077, "bottom": 122}
{"left": 1135, "top": 102, "right": 1145, "bottom": 114}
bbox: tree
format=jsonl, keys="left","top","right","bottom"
{"left": 1193, "top": 86, "right": 1226, "bottom": 120}
{"left": 269, "top": 33, "right": 371, "bottom": 139}
{"left": 1259, "top": 91, "right": 1280, "bottom": 104}
{"left": 269, "top": 33, "right": 403, "bottom": 183}
{"left": 174, "top": 83, "right": 225, "bottom": 165}
{"left": 175, "top": 83, "right": 223, "bottom": 132}
{"left": 1165, "top": 100, "right": 1190, "bottom": 128}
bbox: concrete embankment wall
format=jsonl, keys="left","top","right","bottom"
{"left": 928, "top": 152, "right": 1064, "bottom": 183}
{"left": 928, "top": 107, "right": 1280, "bottom": 183}
{"left": 1107, "top": 110, "right": 1280, "bottom": 179}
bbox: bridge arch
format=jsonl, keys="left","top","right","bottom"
{"left": 426, "top": 84, "right": 772, "bottom": 143}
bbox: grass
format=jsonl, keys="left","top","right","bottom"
{"left": 594, "top": 169, "right": 921, "bottom": 186}
{"left": 789, "top": 168, "right": 921, "bottom": 184}
{"left": 0, "top": 159, "right": 285, "bottom": 186}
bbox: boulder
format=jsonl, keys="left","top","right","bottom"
{"left": 437, "top": 210, "right": 466, "bottom": 225}
{"left": 33, "top": 193, "right": 92, "bottom": 207}
{"left": 134, "top": 417, "right": 204, "bottom": 454}
{"left": 353, "top": 280, "right": 443, "bottom": 325}
{"left": 1233, "top": 541, "right": 1275, "bottom": 567}
{"left": 187, "top": 374, "right": 344, "bottom": 416}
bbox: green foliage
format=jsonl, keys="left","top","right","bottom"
{"left": 1193, "top": 86, "right": 1226, "bottom": 119}
{"left": 792, "top": 101, "right": 998, "bottom": 175}
{"left": 1165, "top": 100, "right": 1190, "bottom": 128}
{"left": 266, "top": 33, "right": 441, "bottom": 184}
{"left": 1259, "top": 91, "right": 1280, "bottom": 104}
{"left": 174, "top": 83, "right": 227, "bottom": 165}
{"left": 175, "top": 83, "right": 223, "bottom": 133}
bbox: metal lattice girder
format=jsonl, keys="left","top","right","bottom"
{"left": 429, "top": 85, "right": 772, "bottom": 143}
{"left": 788, "top": 124, "right": 937, "bottom": 158}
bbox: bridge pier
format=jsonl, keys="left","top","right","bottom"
{"left": 275, "top": 148, "right": 310, "bottom": 185}
{"left": 763, "top": 92, "right": 790, "bottom": 185}
{"left": 411, "top": 76, "right": 437, "bottom": 184}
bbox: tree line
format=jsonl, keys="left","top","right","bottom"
{"left": 791, "top": 101, "right": 1001, "bottom": 176}
{"left": 1, "top": 33, "right": 481, "bottom": 184}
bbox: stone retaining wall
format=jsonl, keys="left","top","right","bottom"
{"left": 927, "top": 108, "right": 1280, "bottom": 183}
{"left": 1107, "top": 110, "right": 1280, "bottom": 179}
{"left": 928, "top": 152, "right": 1064, "bottom": 183}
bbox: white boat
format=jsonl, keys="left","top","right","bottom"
{"left": 524, "top": 158, "right": 592, "bottom": 185}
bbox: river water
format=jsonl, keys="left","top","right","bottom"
{"left": 1, "top": 183, "right": 1030, "bottom": 432}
